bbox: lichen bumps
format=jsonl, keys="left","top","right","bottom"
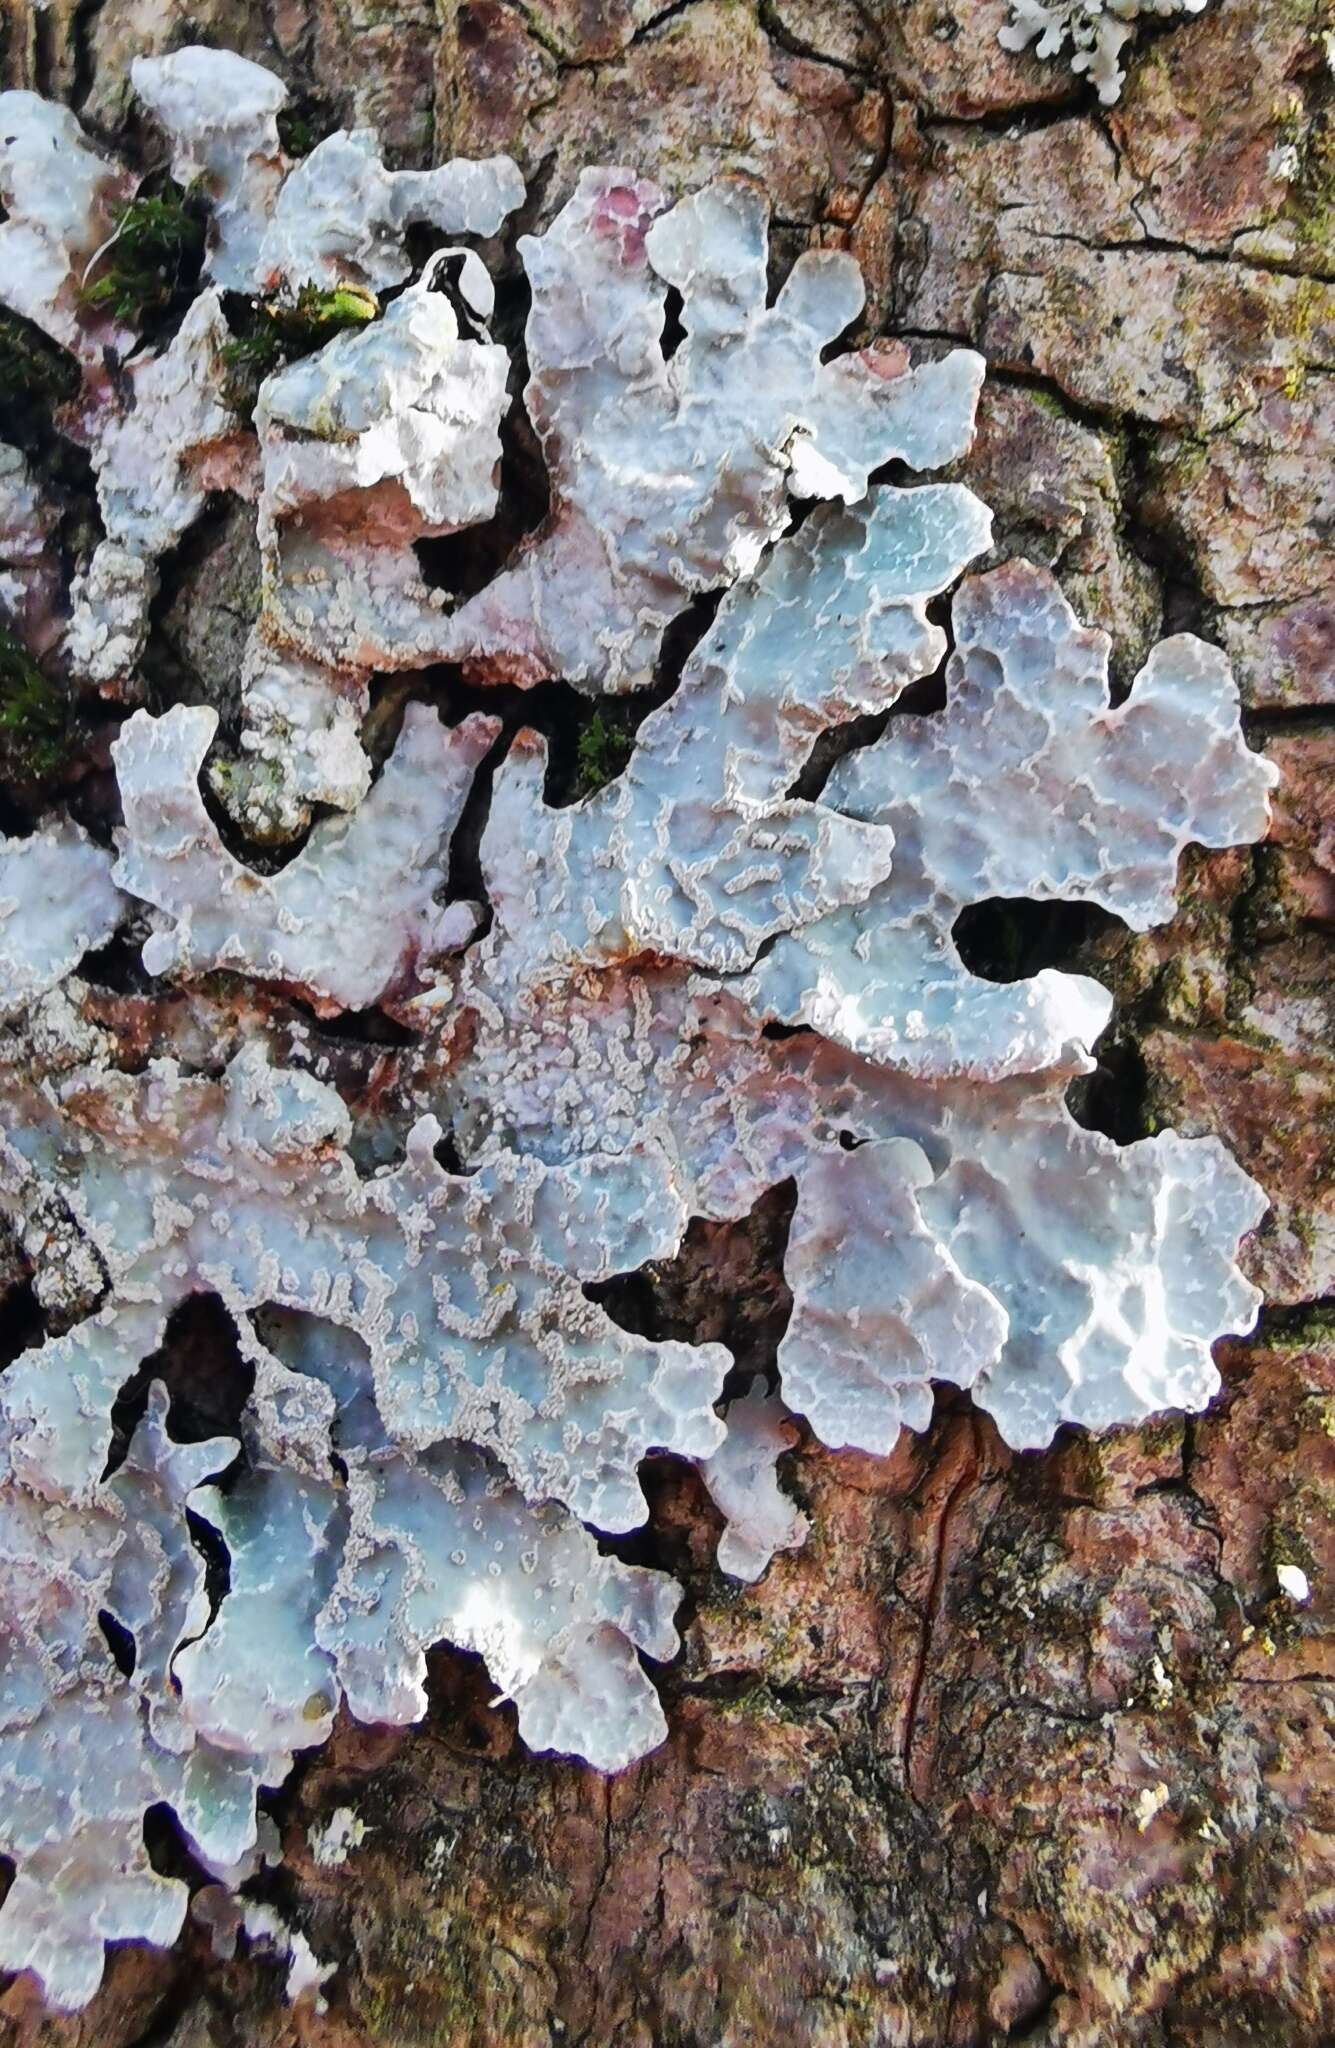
{"left": 0, "top": 45, "right": 1275, "bottom": 2013}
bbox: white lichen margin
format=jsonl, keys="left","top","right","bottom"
{"left": 1000, "top": 0, "right": 1214, "bottom": 104}
{"left": 0, "top": 819, "right": 122, "bottom": 1014}
{"left": 112, "top": 701, "right": 497, "bottom": 1012}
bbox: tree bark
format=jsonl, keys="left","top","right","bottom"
{"left": 1, "top": 2, "right": 1332, "bottom": 2043}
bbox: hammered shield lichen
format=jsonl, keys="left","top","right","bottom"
{"left": 0, "top": 44, "right": 1275, "bottom": 2012}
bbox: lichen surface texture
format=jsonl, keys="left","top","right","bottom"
{"left": 0, "top": 44, "right": 1279, "bottom": 2013}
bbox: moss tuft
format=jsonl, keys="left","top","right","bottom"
{"left": 571, "top": 706, "right": 637, "bottom": 800}
{"left": 0, "top": 311, "right": 81, "bottom": 414}
{"left": 0, "top": 629, "right": 71, "bottom": 791}
{"left": 220, "top": 284, "right": 380, "bottom": 416}
{"left": 0, "top": 311, "right": 82, "bottom": 450}
{"left": 276, "top": 98, "right": 340, "bottom": 161}
{"left": 1261, "top": 1303, "right": 1335, "bottom": 1354}
{"left": 79, "top": 183, "right": 207, "bottom": 328}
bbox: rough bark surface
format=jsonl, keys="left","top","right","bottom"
{"left": 0, "top": 1, "right": 1332, "bottom": 2043}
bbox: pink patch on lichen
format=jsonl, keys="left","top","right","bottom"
{"left": 859, "top": 340, "right": 912, "bottom": 382}
{"left": 589, "top": 178, "right": 661, "bottom": 265}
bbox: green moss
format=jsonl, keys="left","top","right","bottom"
{"left": 1154, "top": 957, "right": 1208, "bottom": 1028}
{"left": 1023, "top": 384, "right": 1073, "bottom": 421}
{"left": 220, "top": 283, "right": 380, "bottom": 416}
{"left": 1298, "top": 1391, "right": 1335, "bottom": 1440}
{"left": 1290, "top": 106, "right": 1335, "bottom": 266}
{"left": 276, "top": 98, "right": 339, "bottom": 160}
{"left": 79, "top": 184, "right": 206, "bottom": 327}
{"left": 571, "top": 706, "right": 636, "bottom": 800}
{"left": 1263, "top": 1303, "right": 1335, "bottom": 1353}
{"left": 351, "top": 1891, "right": 551, "bottom": 2047}
{"left": 1293, "top": 1209, "right": 1320, "bottom": 1252}
{"left": 1263, "top": 1516, "right": 1318, "bottom": 1580}
{"left": 1229, "top": 845, "right": 1288, "bottom": 961}
{"left": 710, "top": 1680, "right": 813, "bottom": 1729}
{"left": 0, "top": 309, "right": 82, "bottom": 451}
{"left": 0, "top": 311, "right": 81, "bottom": 414}
{"left": 1138, "top": 1412, "right": 1185, "bottom": 1459}
{"left": 0, "top": 629, "right": 70, "bottom": 790}
{"left": 1259, "top": 1506, "right": 1322, "bottom": 1650}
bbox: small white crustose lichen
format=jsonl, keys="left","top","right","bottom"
{"left": 0, "top": 44, "right": 1275, "bottom": 2011}
{"left": 1000, "top": 0, "right": 1213, "bottom": 104}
